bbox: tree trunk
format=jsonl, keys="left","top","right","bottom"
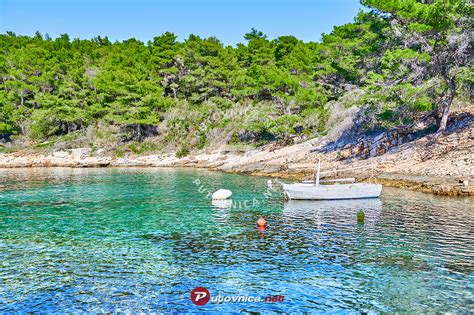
{"left": 434, "top": 77, "right": 456, "bottom": 137}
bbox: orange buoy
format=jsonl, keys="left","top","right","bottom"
{"left": 257, "top": 216, "right": 267, "bottom": 227}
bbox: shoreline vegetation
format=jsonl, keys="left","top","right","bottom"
{"left": 0, "top": 0, "right": 472, "bottom": 197}
{"left": 1, "top": 105, "right": 472, "bottom": 196}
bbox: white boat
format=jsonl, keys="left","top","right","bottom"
{"left": 283, "top": 182, "right": 382, "bottom": 200}
{"left": 283, "top": 160, "right": 382, "bottom": 200}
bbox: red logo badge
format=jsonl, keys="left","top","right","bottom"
{"left": 191, "top": 287, "right": 210, "bottom": 306}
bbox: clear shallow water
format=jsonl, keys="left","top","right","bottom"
{"left": 0, "top": 168, "right": 472, "bottom": 313}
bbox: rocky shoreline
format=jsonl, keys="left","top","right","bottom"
{"left": 1, "top": 132, "right": 472, "bottom": 197}
{"left": 1, "top": 106, "right": 472, "bottom": 197}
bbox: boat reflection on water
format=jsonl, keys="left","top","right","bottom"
{"left": 283, "top": 198, "right": 383, "bottom": 227}
{"left": 211, "top": 199, "right": 233, "bottom": 209}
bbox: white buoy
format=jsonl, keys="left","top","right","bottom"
{"left": 267, "top": 179, "right": 273, "bottom": 186}
{"left": 212, "top": 189, "right": 232, "bottom": 200}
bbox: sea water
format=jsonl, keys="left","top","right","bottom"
{"left": 0, "top": 168, "right": 472, "bottom": 312}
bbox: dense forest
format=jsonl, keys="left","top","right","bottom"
{"left": 0, "top": 0, "right": 472, "bottom": 156}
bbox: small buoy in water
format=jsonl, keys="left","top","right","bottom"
{"left": 212, "top": 189, "right": 232, "bottom": 200}
{"left": 357, "top": 210, "right": 365, "bottom": 223}
{"left": 257, "top": 216, "right": 267, "bottom": 227}
{"left": 267, "top": 179, "right": 273, "bottom": 186}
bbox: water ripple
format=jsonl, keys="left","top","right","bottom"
{"left": 0, "top": 168, "right": 472, "bottom": 313}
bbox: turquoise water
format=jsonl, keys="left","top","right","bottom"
{"left": 0, "top": 168, "right": 473, "bottom": 313}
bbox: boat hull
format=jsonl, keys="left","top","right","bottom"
{"left": 283, "top": 183, "right": 382, "bottom": 200}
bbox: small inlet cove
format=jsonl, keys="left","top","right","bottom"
{"left": 0, "top": 168, "right": 472, "bottom": 313}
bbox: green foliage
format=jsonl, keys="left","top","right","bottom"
{"left": 361, "top": 0, "right": 468, "bottom": 31}
{"left": 0, "top": 94, "right": 17, "bottom": 134}
{"left": 360, "top": 0, "right": 471, "bottom": 132}
{"left": 127, "top": 141, "right": 159, "bottom": 155}
{"left": 29, "top": 106, "right": 89, "bottom": 139}
{"left": 381, "top": 49, "right": 431, "bottom": 70}
{"left": 0, "top": 1, "right": 470, "bottom": 153}
{"left": 176, "top": 146, "right": 190, "bottom": 158}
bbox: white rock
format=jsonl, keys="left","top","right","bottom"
{"left": 70, "top": 148, "right": 90, "bottom": 160}
{"left": 211, "top": 189, "right": 232, "bottom": 200}
{"left": 52, "top": 151, "right": 69, "bottom": 159}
